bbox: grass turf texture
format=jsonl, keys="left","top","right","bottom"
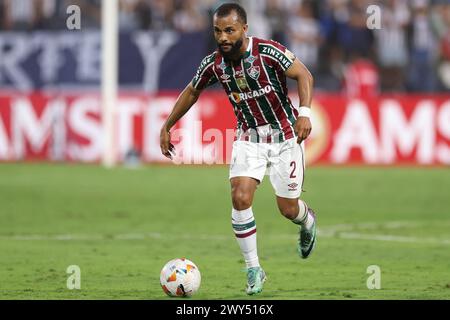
{"left": 0, "top": 163, "right": 449, "bottom": 299}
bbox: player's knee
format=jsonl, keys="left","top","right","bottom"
{"left": 231, "top": 189, "right": 253, "bottom": 210}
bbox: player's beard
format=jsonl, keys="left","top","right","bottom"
{"left": 218, "top": 38, "right": 244, "bottom": 60}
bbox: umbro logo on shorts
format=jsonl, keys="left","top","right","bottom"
{"left": 288, "top": 183, "right": 298, "bottom": 191}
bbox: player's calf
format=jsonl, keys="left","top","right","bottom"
{"left": 276, "top": 197, "right": 301, "bottom": 220}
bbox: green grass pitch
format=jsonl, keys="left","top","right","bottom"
{"left": 0, "top": 163, "right": 449, "bottom": 299}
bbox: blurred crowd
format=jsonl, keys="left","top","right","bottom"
{"left": 1, "top": 0, "right": 450, "bottom": 93}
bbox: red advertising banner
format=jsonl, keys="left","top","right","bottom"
{"left": 0, "top": 91, "right": 449, "bottom": 165}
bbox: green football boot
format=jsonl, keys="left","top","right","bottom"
{"left": 298, "top": 208, "right": 317, "bottom": 259}
{"left": 246, "top": 267, "right": 267, "bottom": 295}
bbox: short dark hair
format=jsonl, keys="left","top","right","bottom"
{"left": 214, "top": 3, "right": 247, "bottom": 24}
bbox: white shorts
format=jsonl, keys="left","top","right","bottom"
{"left": 229, "top": 138, "right": 306, "bottom": 199}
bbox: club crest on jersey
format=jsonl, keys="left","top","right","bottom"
{"left": 247, "top": 66, "right": 260, "bottom": 80}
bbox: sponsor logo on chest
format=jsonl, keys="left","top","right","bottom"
{"left": 229, "top": 84, "right": 273, "bottom": 104}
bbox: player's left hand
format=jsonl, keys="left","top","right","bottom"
{"left": 160, "top": 128, "right": 176, "bottom": 160}
{"left": 294, "top": 116, "right": 312, "bottom": 144}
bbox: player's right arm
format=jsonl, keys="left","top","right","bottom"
{"left": 160, "top": 52, "right": 218, "bottom": 159}
{"left": 160, "top": 83, "right": 202, "bottom": 159}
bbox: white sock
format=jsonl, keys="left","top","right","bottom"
{"left": 231, "top": 207, "right": 260, "bottom": 268}
{"left": 292, "top": 200, "right": 314, "bottom": 229}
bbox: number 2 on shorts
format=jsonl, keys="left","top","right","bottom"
{"left": 290, "top": 161, "right": 296, "bottom": 178}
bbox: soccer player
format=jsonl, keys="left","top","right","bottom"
{"left": 160, "top": 3, "right": 317, "bottom": 295}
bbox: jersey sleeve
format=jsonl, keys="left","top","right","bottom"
{"left": 191, "top": 53, "right": 218, "bottom": 90}
{"left": 258, "top": 40, "right": 296, "bottom": 72}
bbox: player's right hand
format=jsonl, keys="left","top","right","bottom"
{"left": 160, "top": 128, "right": 175, "bottom": 160}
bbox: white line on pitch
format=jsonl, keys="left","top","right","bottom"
{"left": 1, "top": 221, "right": 449, "bottom": 245}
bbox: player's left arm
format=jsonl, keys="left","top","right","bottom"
{"left": 285, "top": 58, "right": 314, "bottom": 144}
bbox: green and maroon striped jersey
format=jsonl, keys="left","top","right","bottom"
{"left": 191, "top": 37, "right": 300, "bottom": 142}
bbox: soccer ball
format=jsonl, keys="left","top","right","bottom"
{"left": 160, "top": 258, "right": 201, "bottom": 297}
